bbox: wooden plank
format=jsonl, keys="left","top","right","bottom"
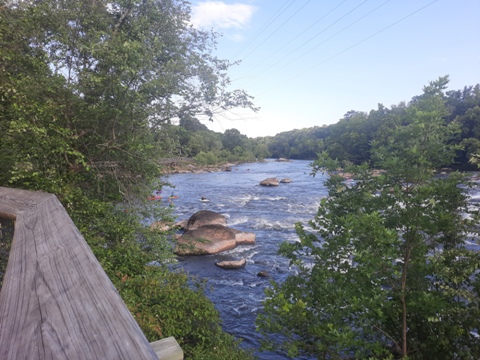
{"left": 0, "top": 187, "right": 159, "bottom": 360}
{"left": 150, "top": 337, "right": 183, "bottom": 360}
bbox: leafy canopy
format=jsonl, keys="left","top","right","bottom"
{"left": 257, "top": 78, "right": 480, "bottom": 359}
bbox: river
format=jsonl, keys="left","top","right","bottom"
{"left": 160, "top": 159, "right": 480, "bottom": 359}
{"left": 161, "top": 159, "right": 324, "bottom": 359}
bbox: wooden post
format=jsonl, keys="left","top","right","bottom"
{"left": 0, "top": 187, "right": 161, "bottom": 360}
{"left": 150, "top": 337, "right": 184, "bottom": 360}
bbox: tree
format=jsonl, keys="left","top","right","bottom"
{"left": 0, "top": 1, "right": 256, "bottom": 357}
{"left": 222, "top": 128, "right": 248, "bottom": 153}
{"left": 257, "top": 78, "right": 480, "bottom": 359}
{"left": 0, "top": 0, "right": 257, "bottom": 202}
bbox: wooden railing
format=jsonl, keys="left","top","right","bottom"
{"left": 0, "top": 187, "right": 182, "bottom": 360}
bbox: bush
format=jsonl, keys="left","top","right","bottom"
{"left": 116, "top": 268, "right": 254, "bottom": 359}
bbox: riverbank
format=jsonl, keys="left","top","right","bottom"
{"left": 160, "top": 157, "right": 259, "bottom": 175}
{"left": 159, "top": 157, "right": 295, "bottom": 175}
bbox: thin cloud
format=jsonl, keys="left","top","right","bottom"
{"left": 191, "top": 1, "right": 256, "bottom": 29}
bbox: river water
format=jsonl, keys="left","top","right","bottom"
{"left": 161, "top": 160, "right": 480, "bottom": 359}
{"left": 162, "top": 159, "right": 325, "bottom": 359}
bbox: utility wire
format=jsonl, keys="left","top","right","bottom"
{"left": 304, "top": 0, "right": 439, "bottom": 74}
{"left": 240, "top": 0, "right": 369, "bottom": 86}
{"left": 240, "top": 0, "right": 314, "bottom": 62}
{"left": 231, "top": 0, "right": 294, "bottom": 59}
{"left": 265, "top": 0, "right": 393, "bottom": 80}
{"left": 242, "top": 0, "right": 349, "bottom": 74}
{"left": 257, "top": 0, "right": 439, "bottom": 97}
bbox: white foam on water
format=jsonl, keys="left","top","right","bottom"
{"left": 222, "top": 245, "right": 258, "bottom": 256}
{"left": 210, "top": 278, "right": 244, "bottom": 286}
{"left": 263, "top": 196, "right": 287, "bottom": 201}
{"left": 234, "top": 194, "right": 255, "bottom": 206}
{"left": 228, "top": 215, "right": 249, "bottom": 226}
{"left": 253, "top": 218, "right": 295, "bottom": 231}
{"left": 469, "top": 193, "right": 480, "bottom": 201}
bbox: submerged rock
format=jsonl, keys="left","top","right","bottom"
{"left": 215, "top": 259, "right": 246, "bottom": 269}
{"left": 257, "top": 271, "right": 269, "bottom": 278}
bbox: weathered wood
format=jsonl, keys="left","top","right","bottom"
{"left": 150, "top": 337, "right": 183, "bottom": 360}
{"left": 0, "top": 187, "right": 159, "bottom": 360}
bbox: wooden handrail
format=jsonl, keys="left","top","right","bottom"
{"left": 0, "top": 187, "right": 160, "bottom": 360}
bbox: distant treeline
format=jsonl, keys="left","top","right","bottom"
{"left": 169, "top": 77, "right": 480, "bottom": 170}
{"left": 262, "top": 77, "right": 480, "bottom": 169}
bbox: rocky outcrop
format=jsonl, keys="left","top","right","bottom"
{"left": 260, "top": 177, "right": 279, "bottom": 186}
{"left": 280, "top": 178, "right": 292, "bottom": 183}
{"left": 185, "top": 210, "right": 227, "bottom": 230}
{"left": 175, "top": 224, "right": 237, "bottom": 255}
{"left": 276, "top": 158, "right": 290, "bottom": 162}
{"left": 215, "top": 259, "right": 246, "bottom": 269}
{"left": 174, "top": 210, "right": 256, "bottom": 255}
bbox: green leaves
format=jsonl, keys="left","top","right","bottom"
{"left": 1, "top": 2, "right": 258, "bottom": 358}
{"left": 117, "top": 269, "right": 254, "bottom": 360}
{"left": 258, "top": 80, "right": 480, "bottom": 359}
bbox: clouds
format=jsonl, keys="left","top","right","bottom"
{"left": 191, "top": 1, "right": 256, "bottom": 30}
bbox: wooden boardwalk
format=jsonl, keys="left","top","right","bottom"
{"left": 0, "top": 187, "right": 181, "bottom": 359}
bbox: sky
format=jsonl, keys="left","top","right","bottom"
{"left": 188, "top": 0, "right": 480, "bottom": 138}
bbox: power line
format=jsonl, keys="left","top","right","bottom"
{"left": 305, "top": 0, "right": 439, "bottom": 73}
{"left": 257, "top": 0, "right": 439, "bottom": 97}
{"left": 242, "top": 0, "right": 349, "bottom": 74}
{"left": 240, "top": 0, "right": 314, "bottom": 62}
{"left": 231, "top": 0, "right": 295, "bottom": 59}
{"left": 267, "top": 0, "right": 393, "bottom": 79}
{"left": 239, "top": 0, "right": 369, "bottom": 86}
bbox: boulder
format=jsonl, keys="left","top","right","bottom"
{"left": 186, "top": 210, "right": 227, "bottom": 230}
{"left": 257, "top": 271, "right": 269, "bottom": 278}
{"left": 280, "top": 178, "right": 292, "bottom": 183}
{"left": 260, "top": 177, "right": 279, "bottom": 186}
{"left": 231, "top": 229, "right": 256, "bottom": 245}
{"left": 276, "top": 158, "right": 290, "bottom": 162}
{"left": 215, "top": 259, "right": 246, "bottom": 269}
{"left": 173, "top": 219, "right": 188, "bottom": 230}
{"left": 175, "top": 224, "right": 237, "bottom": 255}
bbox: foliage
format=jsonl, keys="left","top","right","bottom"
{"left": 117, "top": 268, "right": 254, "bottom": 360}
{"left": 263, "top": 77, "right": 480, "bottom": 167}
{"left": 257, "top": 80, "right": 480, "bottom": 359}
{"left": 0, "top": 0, "right": 255, "bottom": 357}
{"left": 0, "top": 0, "right": 257, "bottom": 202}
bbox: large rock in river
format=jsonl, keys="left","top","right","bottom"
{"left": 260, "top": 177, "right": 279, "bottom": 186}
{"left": 232, "top": 229, "right": 256, "bottom": 245}
{"left": 185, "top": 210, "right": 227, "bottom": 230}
{"left": 175, "top": 224, "right": 237, "bottom": 255}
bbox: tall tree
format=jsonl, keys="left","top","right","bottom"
{"left": 0, "top": 0, "right": 257, "bottom": 202}
{"left": 0, "top": 1, "right": 257, "bottom": 358}
{"left": 257, "top": 78, "right": 480, "bottom": 359}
